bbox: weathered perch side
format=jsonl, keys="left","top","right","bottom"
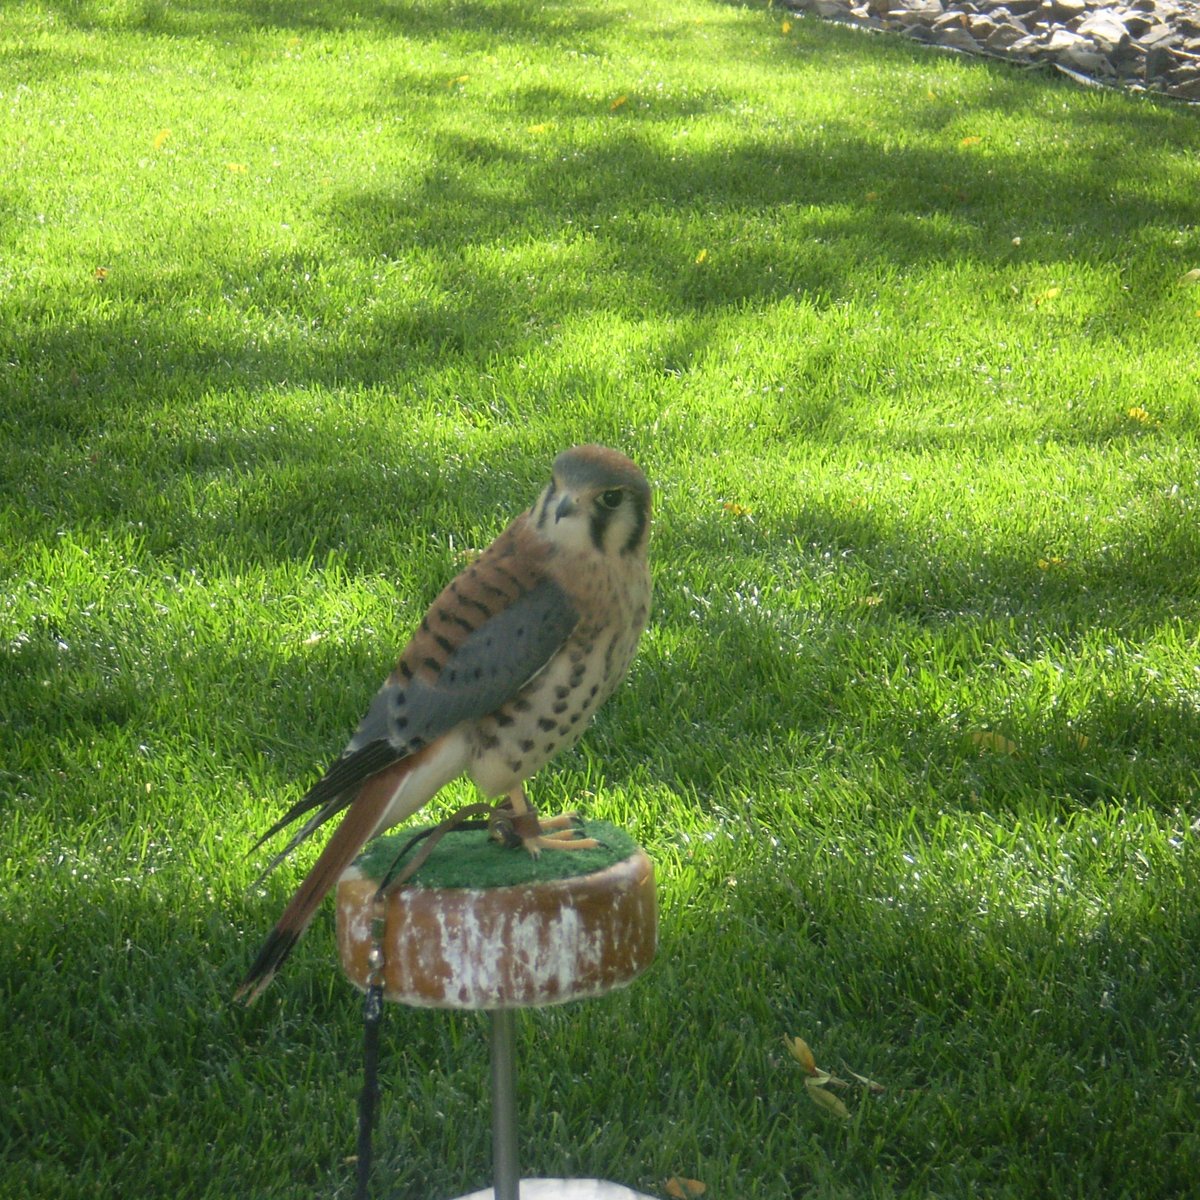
{"left": 336, "top": 825, "right": 657, "bottom": 1010}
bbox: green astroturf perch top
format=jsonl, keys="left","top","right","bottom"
{"left": 354, "top": 819, "right": 641, "bottom": 890}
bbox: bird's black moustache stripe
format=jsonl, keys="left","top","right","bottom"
{"left": 536, "top": 481, "right": 557, "bottom": 530}
{"left": 588, "top": 508, "right": 609, "bottom": 552}
{"left": 622, "top": 493, "right": 648, "bottom": 555}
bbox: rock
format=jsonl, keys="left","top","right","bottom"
{"left": 1061, "top": 43, "right": 1117, "bottom": 71}
{"left": 1077, "top": 12, "right": 1130, "bottom": 51}
{"left": 966, "top": 13, "right": 999, "bottom": 37}
{"left": 939, "top": 25, "right": 985, "bottom": 49}
{"left": 1138, "top": 22, "right": 1179, "bottom": 47}
{"left": 786, "top": 0, "right": 1200, "bottom": 101}
{"left": 903, "top": 20, "right": 939, "bottom": 40}
{"left": 985, "top": 20, "right": 1029, "bottom": 48}
{"left": 1005, "top": 31, "right": 1046, "bottom": 55}
{"left": 1144, "top": 43, "right": 1171, "bottom": 78}
{"left": 1045, "top": 26, "right": 1089, "bottom": 50}
{"left": 1169, "top": 76, "right": 1200, "bottom": 100}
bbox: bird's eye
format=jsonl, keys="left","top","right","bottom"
{"left": 598, "top": 489, "right": 623, "bottom": 510}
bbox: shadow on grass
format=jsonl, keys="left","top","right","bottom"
{"left": 328, "top": 106, "right": 1197, "bottom": 266}
{"left": 5, "top": 101, "right": 1191, "bottom": 429}
{"left": 645, "top": 811, "right": 1200, "bottom": 1196}
{"left": 8, "top": 0, "right": 619, "bottom": 42}
{"left": 607, "top": 489, "right": 1200, "bottom": 814}
{"left": 5, "top": 0, "right": 1198, "bottom": 827}
{"left": 4, "top": 0, "right": 1197, "bottom": 454}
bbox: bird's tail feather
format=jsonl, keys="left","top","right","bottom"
{"left": 252, "top": 792, "right": 354, "bottom": 885}
{"left": 235, "top": 758, "right": 415, "bottom": 1004}
{"left": 246, "top": 739, "right": 400, "bottom": 859}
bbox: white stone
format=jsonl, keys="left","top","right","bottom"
{"left": 939, "top": 26, "right": 984, "bottom": 51}
{"left": 1077, "top": 12, "right": 1129, "bottom": 52}
{"left": 1059, "top": 45, "right": 1117, "bottom": 73}
{"left": 1045, "top": 26, "right": 1088, "bottom": 51}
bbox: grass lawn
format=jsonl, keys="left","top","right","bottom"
{"left": 3, "top": 0, "right": 1199, "bottom": 1195}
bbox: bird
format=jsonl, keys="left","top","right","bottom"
{"left": 235, "top": 444, "right": 652, "bottom": 1003}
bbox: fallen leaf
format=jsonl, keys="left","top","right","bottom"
{"left": 448, "top": 74, "right": 469, "bottom": 86}
{"left": 784, "top": 1035, "right": 817, "bottom": 1074}
{"left": 960, "top": 135, "right": 982, "bottom": 148}
{"left": 781, "top": 18, "right": 793, "bottom": 33}
{"left": 664, "top": 1179, "right": 707, "bottom": 1199}
{"left": 610, "top": 94, "right": 627, "bottom": 111}
{"left": 695, "top": 248, "right": 708, "bottom": 264}
{"left": 226, "top": 162, "right": 247, "bottom": 174}
{"left": 805, "top": 1079, "right": 851, "bottom": 1119}
{"left": 1032, "top": 286, "right": 1061, "bottom": 305}
{"left": 153, "top": 128, "right": 171, "bottom": 151}
{"left": 969, "top": 730, "right": 1018, "bottom": 755}
{"left": 721, "top": 501, "right": 751, "bottom": 517}
{"left": 93, "top": 266, "right": 109, "bottom": 280}
{"left": 527, "top": 122, "right": 553, "bottom": 134}
{"left": 849, "top": 1070, "right": 886, "bottom": 1094}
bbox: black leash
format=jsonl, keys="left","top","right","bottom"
{"left": 353, "top": 803, "right": 499, "bottom": 1200}
{"left": 356, "top": 959, "right": 384, "bottom": 1200}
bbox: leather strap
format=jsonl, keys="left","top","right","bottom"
{"left": 487, "top": 799, "right": 542, "bottom": 849}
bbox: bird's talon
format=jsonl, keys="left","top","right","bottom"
{"left": 537, "top": 811, "right": 584, "bottom": 833}
{"left": 529, "top": 829, "right": 600, "bottom": 852}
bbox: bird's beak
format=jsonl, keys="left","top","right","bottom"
{"left": 554, "top": 494, "right": 577, "bottom": 522}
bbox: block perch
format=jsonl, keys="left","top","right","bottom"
{"left": 336, "top": 820, "right": 660, "bottom": 1200}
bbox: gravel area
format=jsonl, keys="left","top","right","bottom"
{"left": 783, "top": 0, "right": 1200, "bottom": 102}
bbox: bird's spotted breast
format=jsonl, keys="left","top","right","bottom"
{"left": 467, "top": 614, "right": 639, "bottom": 798}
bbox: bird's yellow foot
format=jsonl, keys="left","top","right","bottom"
{"left": 489, "top": 805, "right": 599, "bottom": 856}
{"left": 529, "top": 813, "right": 600, "bottom": 854}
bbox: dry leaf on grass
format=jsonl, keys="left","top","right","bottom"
{"left": 785, "top": 1034, "right": 883, "bottom": 1120}
{"left": 968, "top": 730, "right": 1019, "bottom": 755}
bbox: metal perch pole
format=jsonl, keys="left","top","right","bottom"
{"left": 490, "top": 1009, "right": 520, "bottom": 1200}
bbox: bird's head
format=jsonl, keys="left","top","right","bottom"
{"left": 534, "top": 445, "right": 651, "bottom": 559}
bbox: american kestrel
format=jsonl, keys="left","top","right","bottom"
{"left": 235, "top": 445, "right": 652, "bottom": 1002}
